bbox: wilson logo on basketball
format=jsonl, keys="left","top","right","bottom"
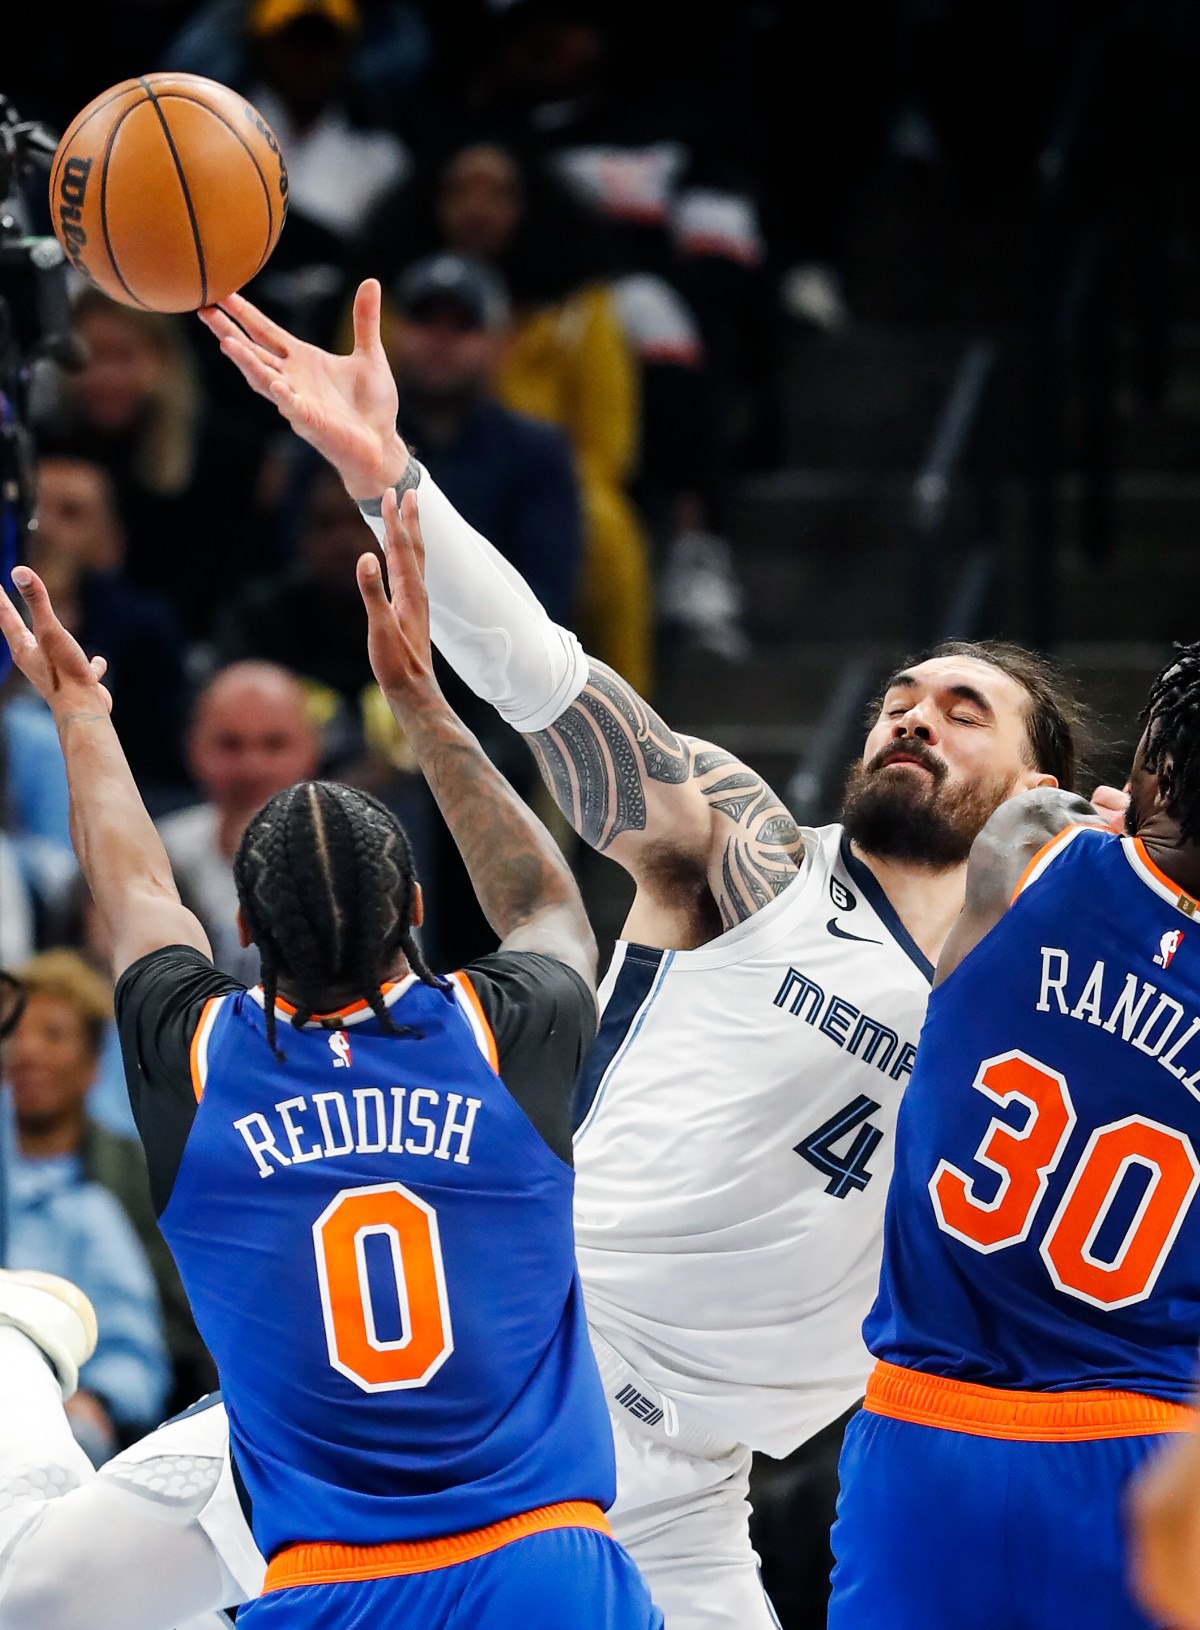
{"left": 57, "top": 155, "right": 93, "bottom": 270}
{"left": 243, "top": 103, "right": 288, "bottom": 199}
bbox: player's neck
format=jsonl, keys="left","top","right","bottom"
{"left": 274, "top": 957, "right": 414, "bottom": 1013}
{"left": 1136, "top": 829, "right": 1200, "bottom": 905}
{"left": 851, "top": 845, "right": 967, "bottom": 966}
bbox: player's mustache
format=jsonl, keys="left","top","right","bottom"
{"left": 867, "top": 739, "right": 947, "bottom": 782}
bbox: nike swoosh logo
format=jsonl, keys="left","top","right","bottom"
{"left": 826, "top": 918, "right": 882, "bottom": 945}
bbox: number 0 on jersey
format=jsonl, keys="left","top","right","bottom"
{"left": 314, "top": 1181, "right": 455, "bottom": 1392}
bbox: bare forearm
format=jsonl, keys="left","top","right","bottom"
{"left": 56, "top": 707, "right": 182, "bottom": 939}
{"left": 388, "top": 685, "right": 593, "bottom": 956}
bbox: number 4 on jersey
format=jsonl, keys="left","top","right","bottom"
{"left": 797, "top": 1095, "right": 883, "bottom": 1198}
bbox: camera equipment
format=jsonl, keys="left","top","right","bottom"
{"left": 0, "top": 95, "right": 79, "bottom": 677}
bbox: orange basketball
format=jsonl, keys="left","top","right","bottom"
{"left": 50, "top": 73, "right": 288, "bottom": 313}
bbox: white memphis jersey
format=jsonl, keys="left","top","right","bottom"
{"left": 573, "top": 823, "right": 933, "bottom": 1458}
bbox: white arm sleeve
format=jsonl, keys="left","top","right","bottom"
{"left": 0, "top": 1329, "right": 244, "bottom": 1630}
{"left": 358, "top": 466, "right": 589, "bottom": 734}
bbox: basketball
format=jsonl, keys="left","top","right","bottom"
{"left": 50, "top": 74, "right": 288, "bottom": 314}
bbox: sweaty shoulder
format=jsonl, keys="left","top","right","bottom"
{"left": 115, "top": 945, "right": 244, "bottom": 1213}
{"left": 454, "top": 951, "right": 597, "bottom": 1166}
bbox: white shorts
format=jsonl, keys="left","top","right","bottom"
{"left": 606, "top": 1406, "right": 779, "bottom": 1630}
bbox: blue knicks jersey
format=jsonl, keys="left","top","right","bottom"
{"left": 156, "top": 969, "right": 614, "bottom": 1560}
{"left": 868, "top": 827, "right": 1200, "bottom": 1401}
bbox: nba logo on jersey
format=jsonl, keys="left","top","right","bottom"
{"left": 1155, "top": 929, "right": 1185, "bottom": 969}
{"left": 328, "top": 1031, "right": 352, "bottom": 1068}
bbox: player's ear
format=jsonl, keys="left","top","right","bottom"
{"left": 410, "top": 883, "right": 425, "bottom": 931}
{"left": 1018, "top": 769, "right": 1059, "bottom": 792}
{"left": 236, "top": 908, "right": 254, "bottom": 949}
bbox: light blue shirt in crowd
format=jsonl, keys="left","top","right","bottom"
{"left": 6, "top": 1153, "right": 169, "bottom": 1431}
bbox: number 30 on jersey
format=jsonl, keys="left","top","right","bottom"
{"left": 929, "top": 1049, "right": 1200, "bottom": 1310}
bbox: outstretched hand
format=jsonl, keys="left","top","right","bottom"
{"left": 357, "top": 488, "right": 437, "bottom": 706}
{"left": 0, "top": 568, "right": 111, "bottom": 716}
{"left": 199, "top": 279, "right": 409, "bottom": 501}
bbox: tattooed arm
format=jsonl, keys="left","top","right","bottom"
{"left": 528, "top": 661, "right": 804, "bottom": 946}
{"left": 361, "top": 492, "right": 596, "bottom": 991}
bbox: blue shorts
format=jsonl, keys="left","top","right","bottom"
{"left": 241, "top": 1524, "right": 662, "bottom": 1630}
{"left": 829, "top": 1406, "right": 1173, "bottom": 1630}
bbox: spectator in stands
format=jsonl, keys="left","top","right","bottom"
{"left": 163, "top": 0, "right": 433, "bottom": 135}
{"left": 47, "top": 291, "right": 268, "bottom": 641}
{"left": 215, "top": 469, "right": 382, "bottom": 716}
{"left": 389, "top": 254, "right": 584, "bottom": 622}
{"left": 244, "top": 0, "right": 411, "bottom": 239}
{"left": 2, "top": 951, "right": 177, "bottom": 1449}
{"left": 156, "top": 662, "right": 321, "bottom": 982}
{"left": 26, "top": 455, "right": 188, "bottom": 800}
{"left": 474, "top": 0, "right": 768, "bottom": 360}
{"left": 365, "top": 139, "right": 653, "bottom": 690}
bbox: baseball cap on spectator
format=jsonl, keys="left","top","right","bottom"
{"left": 392, "top": 255, "right": 511, "bottom": 332}
{"left": 248, "top": 0, "right": 359, "bottom": 37}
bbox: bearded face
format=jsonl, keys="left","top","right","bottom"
{"left": 841, "top": 736, "right": 1016, "bottom": 867}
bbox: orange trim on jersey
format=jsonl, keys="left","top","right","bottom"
{"left": 188, "top": 996, "right": 222, "bottom": 1104}
{"left": 262, "top": 1501, "right": 611, "bottom": 1591}
{"left": 865, "top": 1360, "right": 1194, "bottom": 1442}
{"left": 1010, "top": 824, "right": 1090, "bottom": 905}
{"left": 452, "top": 971, "right": 500, "bottom": 1072}
{"left": 1133, "top": 839, "right": 1200, "bottom": 916}
{"left": 267, "top": 982, "right": 403, "bottom": 1023}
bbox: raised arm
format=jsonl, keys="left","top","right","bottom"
{"left": 0, "top": 573, "right": 210, "bottom": 979}
{"left": 202, "top": 284, "right": 802, "bottom": 945}
{"left": 935, "top": 786, "right": 1103, "bottom": 985}
{"left": 358, "top": 490, "right": 597, "bottom": 992}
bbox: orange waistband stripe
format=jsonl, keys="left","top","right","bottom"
{"left": 865, "top": 1360, "right": 1196, "bottom": 1442}
{"left": 263, "top": 1501, "right": 612, "bottom": 1592}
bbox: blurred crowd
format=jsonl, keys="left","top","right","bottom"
{"left": 0, "top": 0, "right": 1140, "bottom": 1533}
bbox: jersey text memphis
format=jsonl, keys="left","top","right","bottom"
{"left": 869, "top": 826, "right": 1200, "bottom": 1400}
{"left": 158, "top": 974, "right": 614, "bottom": 1560}
{"left": 574, "top": 824, "right": 931, "bottom": 1456}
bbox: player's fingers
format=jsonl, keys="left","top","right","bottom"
{"left": 378, "top": 488, "right": 411, "bottom": 595}
{"left": 90, "top": 654, "right": 108, "bottom": 681}
{"left": 218, "top": 293, "right": 291, "bottom": 358}
{"left": 351, "top": 279, "right": 384, "bottom": 356}
{"left": 11, "top": 566, "right": 62, "bottom": 639}
{"left": 219, "top": 334, "right": 283, "bottom": 397}
{"left": 12, "top": 566, "right": 93, "bottom": 673}
{"left": 356, "top": 550, "right": 391, "bottom": 613}
{"left": 357, "top": 551, "right": 408, "bottom": 650}
{"left": 400, "top": 488, "right": 426, "bottom": 580}
{"left": 0, "top": 581, "right": 36, "bottom": 659}
{"left": 198, "top": 306, "right": 241, "bottom": 345}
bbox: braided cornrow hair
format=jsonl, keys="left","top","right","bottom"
{"left": 233, "top": 781, "right": 442, "bottom": 1059}
{"left": 1141, "top": 641, "right": 1200, "bottom": 846}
